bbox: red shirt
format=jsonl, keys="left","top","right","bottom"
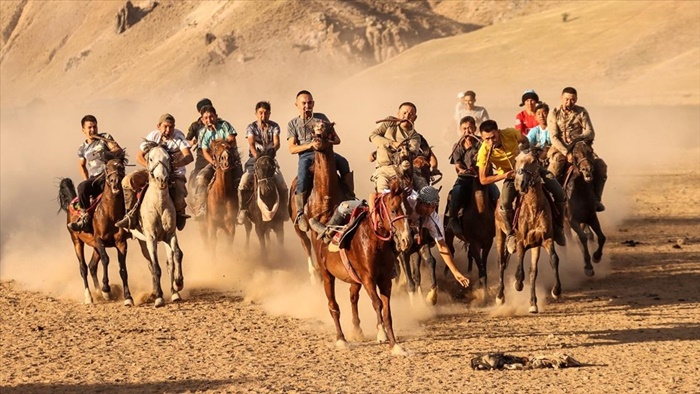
{"left": 515, "top": 110, "right": 538, "bottom": 136}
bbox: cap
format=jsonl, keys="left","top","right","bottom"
{"left": 417, "top": 186, "right": 440, "bottom": 206}
{"left": 519, "top": 90, "right": 539, "bottom": 106}
{"left": 196, "top": 98, "right": 212, "bottom": 112}
{"left": 158, "top": 113, "right": 175, "bottom": 124}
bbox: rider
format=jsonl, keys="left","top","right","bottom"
{"left": 526, "top": 102, "right": 551, "bottom": 148}
{"left": 318, "top": 186, "right": 470, "bottom": 288}
{"left": 116, "top": 113, "right": 193, "bottom": 231}
{"left": 476, "top": 120, "right": 566, "bottom": 253}
{"left": 445, "top": 116, "right": 499, "bottom": 236}
{"left": 237, "top": 101, "right": 289, "bottom": 224}
{"left": 454, "top": 90, "right": 490, "bottom": 131}
{"left": 548, "top": 87, "right": 607, "bottom": 212}
{"left": 193, "top": 104, "right": 239, "bottom": 219}
{"left": 186, "top": 98, "right": 213, "bottom": 184}
{"left": 287, "top": 90, "right": 354, "bottom": 232}
{"left": 69, "top": 115, "right": 124, "bottom": 232}
{"left": 515, "top": 89, "right": 540, "bottom": 136}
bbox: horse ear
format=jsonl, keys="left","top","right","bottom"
{"left": 141, "top": 140, "right": 156, "bottom": 155}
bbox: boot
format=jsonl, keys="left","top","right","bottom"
{"left": 115, "top": 189, "right": 138, "bottom": 229}
{"left": 553, "top": 201, "right": 567, "bottom": 246}
{"left": 278, "top": 188, "right": 290, "bottom": 221}
{"left": 237, "top": 189, "right": 251, "bottom": 225}
{"left": 194, "top": 184, "right": 207, "bottom": 221}
{"left": 308, "top": 217, "right": 327, "bottom": 239}
{"left": 294, "top": 192, "right": 309, "bottom": 232}
{"left": 69, "top": 211, "right": 92, "bottom": 233}
{"left": 341, "top": 171, "right": 356, "bottom": 199}
{"left": 500, "top": 208, "right": 517, "bottom": 254}
{"left": 447, "top": 189, "right": 464, "bottom": 236}
{"left": 593, "top": 174, "right": 607, "bottom": 212}
{"left": 317, "top": 207, "right": 347, "bottom": 243}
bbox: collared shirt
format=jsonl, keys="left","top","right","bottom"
{"left": 548, "top": 105, "right": 595, "bottom": 156}
{"left": 140, "top": 129, "right": 191, "bottom": 177}
{"left": 246, "top": 120, "right": 280, "bottom": 158}
{"left": 77, "top": 132, "right": 116, "bottom": 178}
{"left": 450, "top": 135, "right": 481, "bottom": 175}
{"left": 369, "top": 121, "right": 423, "bottom": 166}
{"left": 454, "top": 103, "right": 490, "bottom": 128}
{"left": 406, "top": 190, "right": 444, "bottom": 242}
{"left": 287, "top": 113, "right": 333, "bottom": 149}
{"left": 527, "top": 125, "right": 551, "bottom": 148}
{"left": 515, "top": 110, "right": 538, "bottom": 136}
{"left": 476, "top": 128, "right": 521, "bottom": 175}
{"left": 200, "top": 119, "right": 237, "bottom": 151}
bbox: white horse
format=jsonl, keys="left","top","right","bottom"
{"left": 129, "top": 143, "right": 184, "bottom": 307}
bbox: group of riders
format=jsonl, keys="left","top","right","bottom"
{"left": 68, "top": 87, "right": 606, "bottom": 287}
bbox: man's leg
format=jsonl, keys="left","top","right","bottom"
{"left": 373, "top": 166, "right": 394, "bottom": 193}
{"left": 593, "top": 157, "right": 607, "bottom": 212}
{"left": 316, "top": 199, "right": 364, "bottom": 243}
{"left": 294, "top": 152, "right": 314, "bottom": 231}
{"left": 499, "top": 179, "right": 517, "bottom": 253}
{"left": 335, "top": 153, "right": 355, "bottom": 199}
{"left": 447, "top": 177, "right": 471, "bottom": 236}
{"left": 69, "top": 177, "right": 100, "bottom": 232}
{"left": 487, "top": 183, "right": 500, "bottom": 208}
{"left": 541, "top": 168, "right": 567, "bottom": 246}
{"left": 548, "top": 150, "right": 567, "bottom": 184}
{"left": 171, "top": 176, "right": 189, "bottom": 231}
{"left": 273, "top": 169, "right": 289, "bottom": 221}
{"left": 116, "top": 169, "right": 148, "bottom": 229}
{"left": 237, "top": 168, "right": 254, "bottom": 224}
{"left": 194, "top": 164, "right": 214, "bottom": 219}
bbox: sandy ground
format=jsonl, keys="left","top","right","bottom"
{"left": 1, "top": 171, "right": 698, "bottom": 393}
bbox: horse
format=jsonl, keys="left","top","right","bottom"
{"left": 128, "top": 142, "right": 184, "bottom": 307}
{"left": 247, "top": 153, "right": 285, "bottom": 255}
{"left": 443, "top": 175, "right": 495, "bottom": 292}
{"left": 565, "top": 139, "right": 606, "bottom": 277}
{"left": 200, "top": 139, "right": 249, "bottom": 255}
{"left": 58, "top": 156, "right": 133, "bottom": 305}
{"left": 291, "top": 121, "right": 412, "bottom": 354}
{"left": 494, "top": 150, "right": 561, "bottom": 313}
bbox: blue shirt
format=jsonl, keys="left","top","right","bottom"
{"left": 527, "top": 125, "right": 551, "bottom": 148}
{"left": 200, "top": 120, "right": 237, "bottom": 150}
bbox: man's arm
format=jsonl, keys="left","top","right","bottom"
{"left": 247, "top": 135, "right": 258, "bottom": 159}
{"left": 173, "top": 147, "right": 193, "bottom": 168}
{"left": 78, "top": 158, "right": 88, "bottom": 180}
{"left": 273, "top": 134, "right": 281, "bottom": 152}
{"left": 288, "top": 136, "right": 313, "bottom": 155}
{"left": 580, "top": 108, "right": 595, "bottom": 142}
{"left": 479, "top": 163, "right": 511, "bottom": 185}
{"left": 136, "top": 150, "right": 147, "bottom": 168}
{"left": 429, "top": 150, "right": 439, "bottom": 171}
{"left": 369, "top": 122, "right": 395, "bottom": 147}
{"left": 436, "top": 239, "right": 469, "bottom": 287}
{"left": 549, "top": 109, "right": 568, "bottom": 155}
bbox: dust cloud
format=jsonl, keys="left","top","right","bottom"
{"left": 1, "top": 63, "right": 699, "bottom": 327}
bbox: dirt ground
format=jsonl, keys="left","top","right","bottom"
{"left": 1, "top": 171, "right": 698, "bottom": 393}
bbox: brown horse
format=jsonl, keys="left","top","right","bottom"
{"left": 58, "top": 157, "right": 133, "bottom": 305}
{"left": 495, "top": 150, "right": 561, "bottom": 313}
{"left": 565, "top": 139, "right": 606, "bottom": 277}
{"left": 247, "top": 154, "right": 286, "bottom": 255}
{"left": 200, "top": 139, "right": 248, "bottom": 254}
{"left": 291, "top": 121, "right": 412, "bottom": 354}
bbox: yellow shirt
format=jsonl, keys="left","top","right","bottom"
{"left": 476, "top": 128, "right": 520, "bottom": 175}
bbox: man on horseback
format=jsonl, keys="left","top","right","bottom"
{"left": 193, "top": 105, "right": 240, "bottom": 219}
{"left": 527, "top": 102, "right": 551, "bottom": 149}
{"left": 116, "top": 113, "right": 193, "bottom": 231}
{"left": 477, "top": 120, "right": 566, "bottom": 253}
{"left": 548, "top": 87, "right": 607, "bottom": 212}
{"left": 515, "top": 89, "right": 540, "bottom": 136}
{"left": 370, "top": 102, "right": 440, "bottom": 192}
{"left": 288, "top": 90, "right": 354, "bottom": 232}
{"left": 186, "top": 98, "right": 213, "bottom": 183}
{"left": 445, "top": 116, "right": 499, "bottom": 236}
{"left": 68, "top": 115, "right": 124, "bottom": 232}
{"left": 237, "top": 101, "right": 289, "bottom": 224}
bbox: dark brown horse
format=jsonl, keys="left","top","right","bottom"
{"left": 565, "top": 139, "right": 606, "bottom": 277}
{"left": 201, "top": 139, "right": 249, "bottom": 255}
{"left": 58, "top": 157, "right": 133, "bottom": 305}
{"left": 290, "top": 121, "right": 412, "bottom": 354}
{"left": 495, "top": 150, "right": 561, "bottom": 313}
{"left": 247, "top": 154, "right": 285, "bottom": 254}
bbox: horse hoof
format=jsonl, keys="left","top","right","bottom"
{"left": 84, "top": 290, "right": 93, "bottom": 305}
{"left": 426, "top": 288, "right": 438, "bottom": 306}
{"left": 513, "top": 280, "right": 523, "bottom": 292}
{"left": 585, "top": 268, "right": 595, "bottom": 277}
{"left": 551, "top": 289, "right": 561, "bottom": 300}
{"left": 495, "top": 296, "right": 505, "bottom": 305}
{"left": 391, "top": 344, "right": 408, "bottom": 356}
{"left": 529, "top": 305, "right": 539, "bottom": 314}
{"left": 154, "top": 298, "right": 165, "bottom": 308}
{"left": 174, "top": 280, "right": 184, "bottom": 292}
{"left": 335, "top": 339, "right": 349, "bottom": 349}
{"left": 123, "top": 298, "right": 134, "bottom": 307}
{"left": 593, "top": 253, "right": 602, "bottom": 263}
{"left": 408, "top": 291, "right": 415, "bottom": 307}
{"left": 376, "top": 324, "right": 388, "bottom": 343}
{"left": 171, "top": 292, "right": 182, "bottom": 303}
{"left": 101, "top": 291, "right": 111, "bottom": 301}
{"left": 349, "top": 329, "right": 365, "bottom": 342}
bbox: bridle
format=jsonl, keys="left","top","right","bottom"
{"left": 370, "top": 192, "right": 408, "bottom": 242}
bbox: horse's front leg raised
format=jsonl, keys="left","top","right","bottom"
{"left": 94, "top": 239, "right": 112, "bottom": 301}
{"left": 115, "top": 239, "right": 133, "bottom": 306}
{"left": 528, "top": 246, "right": 541, "bottom": 313}
{"left": 546, "top": 239, "right": 561, "bottom": 301}
{"left": 322, "top": 272, "right": 347, "bottom": 348}
{"left": 349, "top": 283, "right": 364, "bottom": 342}
{"left": 589, "top": 216, "right": 606, "bottom": 264}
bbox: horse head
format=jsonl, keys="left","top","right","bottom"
{"left": 311, "top": 119, "right": 336, "bottom": 151}
{"left": 571, "top": 140, "right": 595, "bottom": 183}
{"left": 142, "top": 141, "right": 171, "bottom": 190}
{"left": 379, "top": 179, "right": 412, "bottom": 252}
{"left": 254, "top": 153, "right": 277, "bottom": 197}
{"left": 104, "top": 158, "right": 126, "bottom": 195}
{"left": 514, "top": 150, "right": 541, "bottom": 194}
{"left": 210, "top": 139, "right": 234, "bottom": 172}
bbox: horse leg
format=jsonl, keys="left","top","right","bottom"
{"left": 322, "top": 272, "right": 346, "bottom": 348}
{"left": 467, "top": 243, "right": 474, "bottom": 273}
{"left": 87, "top": 249, "right": 100, "bottom": 297}
{"left": 348, "top": 283, "right": 364, "bottom": 341}
{"left": 116, "top": 240, "right": 133, "bottom": 306}
{"left": 256, "top": 224, "right": 267, "bottom": 260}
{"left": 165, "top": 234, "right": 184, "bottom": 302}
{"left": 476, "top": 245, "right": 489, "bottom": 289}
{"left": 571, "top": 218, "right": 593, "bottom": 277}
{"left": 528, "top": 246, "right": 541, "bottom": 313}
{"left": 245, "top": 220, "right": 252, "bottom": 249}
{"left": 421, "top": 245, "right": 438, "bottom": 305}
{"left": 589, "top": 216, "right": 606, "bottom": 263}
{"left": 145, "top": 238, "right": 164, "bottom": 307}
{"left": 94, "top": 239, "right": 111, "bottom": 301}
{"left": 298, "top": 228, "right": 318, "bottom": 284}
{"left": 546, "top": 239, "right": 561, "bottom": 300}
{"left": 513, "top": 244, "right": 526, "bottom": 292}
{"left": 377, "top": 276, "right": 406, "bottom": 355}
{"left": 73, "top": 241, "right": 93, "bottom": 304}
{"left": 410, "top": 250, "right": 423, "bottom": 301}
{"left": 495, "top": 230, "right": 509, "bottom": 305}
{"left": 400, "top": 251, "right": 417, "bottom": 306}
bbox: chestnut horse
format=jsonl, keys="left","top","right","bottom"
{"left": 290, "top": 121, "right": 412, "bottom": 354}
{"left": 495, "top": 150, "right": 561, "bottom": 313}
{"left": 58, "top": 156, "right": 133, "bottom": 305}
{"left": 200, "top": 139, "right": 249, "bottom": 255}
{"left": 565, "top": 139, "right": 606, "bottom": 277}
{"left": 247, "top": 154, "right": 285, "bottom": 255}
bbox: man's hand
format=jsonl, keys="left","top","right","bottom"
{"left": 566, "top": 153, "right": 574, "bottom": 163}
{"left": 312, "top": 140, "right": 323, "bottom": 151}
{"left": 504, "top": 170, "right": 515, "bottom": 180}
{"left": 452, "top": 271, "right": 470, "bottom": 287}
{"left": 369, "top": 151, "right": 377, "bottom": 162}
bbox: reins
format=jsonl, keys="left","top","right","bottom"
{"left": 370, "top": 193, "right": 406, "bottom": 241}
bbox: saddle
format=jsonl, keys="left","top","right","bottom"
{"left": 68, "top": 194, "right": 102, "bottom": 217}
{"left": 327, "top": 204, "right": 369, "bottom": 252}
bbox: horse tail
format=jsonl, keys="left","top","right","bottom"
{"left": 58, "top": 177, "right": 77, "bottom": 213}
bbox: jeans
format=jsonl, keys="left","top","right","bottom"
{"left": 296, "top": 151, "right": 351, "bottom": 195}
{"left": 77, "top": 176, "right": 105, "bottom": 210}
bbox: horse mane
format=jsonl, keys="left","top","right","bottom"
{"left": 141, "top": 140, "right": 174, "bottom": 163}
{"left": 57, "top": 178, "right": 77, "bottom": 213}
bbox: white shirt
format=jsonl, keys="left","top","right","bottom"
{"left": 140, "top": 129, "right": 191, "bottom": 177}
